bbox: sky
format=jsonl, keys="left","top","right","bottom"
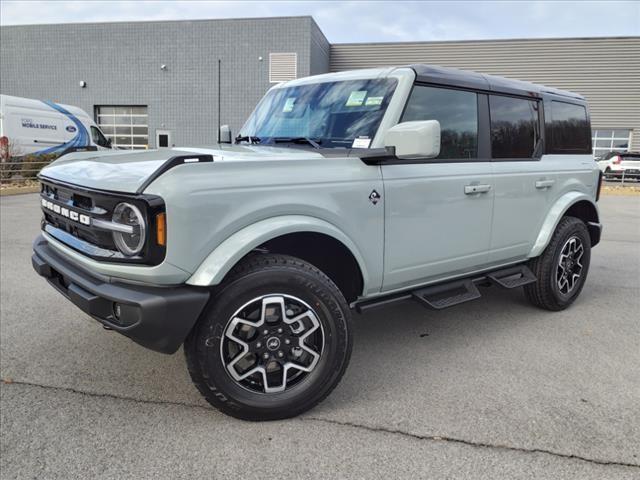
{"left": 1, "top": 1, "right": 639, "bottom": 43}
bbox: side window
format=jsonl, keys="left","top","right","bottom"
{"left": 401, "top": 85, "right": 478, "bottom": 159}
{"left": 489, "top": 95, "right": 540, "bottom": 159}
{"left": 550, "top": 101, "right": 591, "bottom": 153}
{"left": 90, "top": 126, "right": 110, "bottom": 148}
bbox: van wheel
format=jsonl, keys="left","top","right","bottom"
{"left": 184, "top": 253, "right": 352, "bottom": 421}
{"left": 525, "top": 216, "right": 591, "bottom": 311}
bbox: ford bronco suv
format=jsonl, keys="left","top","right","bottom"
{"left": 32, "top": 65, "right": 603, "bottom": 420}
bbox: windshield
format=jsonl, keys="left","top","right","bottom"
{"left": 90, "top": 126, "right": 110, "bottom": 148}
{"left": 239, "top": 78, "right": 398, "bottom": 149}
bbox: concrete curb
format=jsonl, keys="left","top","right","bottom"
{"left": 0, "top": 186, "right": 40, "bottom": 196}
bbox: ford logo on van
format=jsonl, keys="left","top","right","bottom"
{"left": 65, "top": 125, "right": 77, "bottom": 133}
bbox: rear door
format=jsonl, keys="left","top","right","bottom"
{"left": 381, "top": 84, "right": 494, "bottom": 291}
{"left": 488, "top": 94, "right": 552, "bottom": 262}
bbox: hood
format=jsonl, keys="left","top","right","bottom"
{"left": 39, "top": 145, "right": 326, "bottom": 194}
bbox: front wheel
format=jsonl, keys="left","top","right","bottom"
{"left": 525, "top": 216, "right": 591, "bottom": 311}
{"left": 185, "top": 254, "right": 353, "bottom": 421}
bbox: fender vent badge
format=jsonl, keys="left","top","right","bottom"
{"left": 369, "top": 190, "right": 381, "bottom": 205}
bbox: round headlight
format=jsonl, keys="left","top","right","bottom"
{"left": 112, "top": 202, "right": 146, "bottom": 256}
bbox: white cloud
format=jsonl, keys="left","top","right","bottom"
{"left": 1, "top": 0, "right": 638, "bottom": 41}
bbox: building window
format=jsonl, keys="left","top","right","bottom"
{"left": 95, "top": 106, "right": 148, "bottom": 149}
{"left": 489, "top": 95, "right": 540, "bottom": 159}
{"left": 592, "top": 129, "right": 631, "bottom": 159}
{"left": 401, "top": 85, "right": 478, "bottom": 159}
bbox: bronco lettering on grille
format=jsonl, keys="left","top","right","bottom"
{"left": 41, "top": 198, "right": 91, "bottom": 225}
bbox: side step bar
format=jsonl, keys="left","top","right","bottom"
{"left": 413, "top": 279, "right": 481, "bottom": 310}
{"left": 486, "top": 266, "right": 536, "bottom": 289}
{"left": 355, "top": 264, "right": 536, "bottom": 313}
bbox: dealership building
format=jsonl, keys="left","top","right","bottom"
{"left": 1, "top": 16, "right": 638, "bottom": 154}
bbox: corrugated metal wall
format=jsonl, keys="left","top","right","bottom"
{"left": 331, "top": 37, "right": 640, "bottom": 151}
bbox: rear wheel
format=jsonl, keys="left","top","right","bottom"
{"left": 184, "top": 254, "right": 352, "bottom": 421}
{"left": 525, "top": 216, "right": 591, "bottom": 311}
{"left": 604, "top": 167, "right": 613, "bottom": 180}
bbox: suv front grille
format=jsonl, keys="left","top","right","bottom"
{"left": 39, "top": 178, "right": 166, "bottom": 265}
{"left": 41, "top": 182, "right": 116, "bottom": 251}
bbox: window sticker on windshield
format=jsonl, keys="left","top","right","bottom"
{"left": 352, "top": 137, "right": 371, "bottom": 148}
{"left": 365, "top": 96, "right": 384, "bottom": 106}
{"left": 345, "top": 91, "right": 367, "bottom": 107}
{"left": 282, "top": 97, "right": 296, "bottom": 113}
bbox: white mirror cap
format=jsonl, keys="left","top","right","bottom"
{"left": 384, "top": 120, "right": 441, "bottom": 159}
{"left": 219, "top": 124, "right": 232, "bottom": 143}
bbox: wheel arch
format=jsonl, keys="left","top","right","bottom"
{"left": 186, "top": 215, "right": 369, "bottom": 301}
{"left": 529, "top": 192, "right": 601, "bottom": 258}
{"left": 257, "top": 232, "right": 364, "bottom": 303}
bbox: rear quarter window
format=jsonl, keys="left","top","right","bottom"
{"left": 549, "top": 101, "right": 591, "bottom": 154}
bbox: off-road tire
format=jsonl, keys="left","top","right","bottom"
{"left": 525, "top": 216, "right": 591, "bottom": 311}
{"left": 184, "top": 253, "right": 353, "bottom": 421}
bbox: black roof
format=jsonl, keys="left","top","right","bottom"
{"left": 409, "top": 64, "right": 585, "bottom": 100}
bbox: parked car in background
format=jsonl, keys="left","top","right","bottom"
{"left": 0, "top": 94, "right": 112, "bottom": 158}
{"left": 32, "top": 65, "right": 602, "bottom": 421}
{"left": 596, "top": 151, "right": 640, "bottom": 181}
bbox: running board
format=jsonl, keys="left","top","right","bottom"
{"left": 354, "top": 264, "right": 537, "bottom": 313}
{"left": 486, "top": 265, "right": 536, "bottom": 289}
{"left": 412, "top": 279, "right": 481, "bottom": 310}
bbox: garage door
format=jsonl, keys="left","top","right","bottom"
{"left": 96, "top": 106, "right": 148, "bottom": 150}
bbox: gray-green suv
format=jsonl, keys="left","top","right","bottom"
{"left": 32, "top": 65, "right": 603, "bottom": 420}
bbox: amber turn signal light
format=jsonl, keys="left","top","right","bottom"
{"left": 156, "top": 212, "right": 166, "bottom": 246}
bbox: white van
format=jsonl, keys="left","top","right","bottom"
{"left": 0, "top": 94, "right": 112, "bottom": 156}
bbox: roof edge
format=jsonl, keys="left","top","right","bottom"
{"left": 0, "top": 15, "right": 314, "bottom": 29}
{"left": 408, "top": 64, "right": 585, "bottom": 100}
{"left": 332, "top": 35, "right": 640, "bottom": 47}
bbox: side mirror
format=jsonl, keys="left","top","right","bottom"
{"left": 219, "top": 125, "right": 232, "bottom": 144}
{"left": 383, "top": 120, "right": 441, "bottom": 159}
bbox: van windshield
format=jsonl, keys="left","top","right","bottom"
{"left": 238, "top": 78, "right": 398, "bottom": 149}
{"left": 90, "top": 126, "right": 110, "bottom": 148}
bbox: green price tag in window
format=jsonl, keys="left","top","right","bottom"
{"left": 345, "top": 91, "right": 367, "bottom": 107}
{"left": 282, "top": 97, "right": 296, "bottom": 113}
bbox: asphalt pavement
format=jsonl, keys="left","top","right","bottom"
{"left": 1, "top": 193, "right": 639, "bottom": 479}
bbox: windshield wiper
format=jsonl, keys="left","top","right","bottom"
{"left": 234, "top": 135, "right": 261, "bottom": 145}
{"left": 271, "top": 137, "right": 322, "bottom": 149}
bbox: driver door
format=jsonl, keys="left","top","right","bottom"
{"left": 381, "top": 85, "right": 494, "bottom": 291}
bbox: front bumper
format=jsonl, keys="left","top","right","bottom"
{"left": 32, "top": 235, "right": 210, "bottom": 354}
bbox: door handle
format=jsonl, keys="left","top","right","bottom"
{"left": 464, "top": 184, "right": 492, "bottom": 195}
{"left": 535, "top": 179, "right": 555, "bottom": 189}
